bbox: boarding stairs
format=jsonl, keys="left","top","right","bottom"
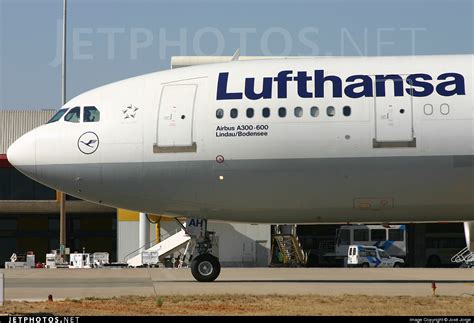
{"left": 272, "top": 225, "right": 307, "bottom": 266}
{"left": 451, "top": 247, "right": 474, "bottom": 268}
{"left": 125, "top": 227, "right": 191, "bottom": 268}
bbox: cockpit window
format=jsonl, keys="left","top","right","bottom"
{"left": 84, "top": 106, "right": 100, "bottom": 122}
{"left": 64, "top": 106, "right": 81, "bottom": 123}
{"left": 47, "top": 108, "right": 69, "bottom": 124}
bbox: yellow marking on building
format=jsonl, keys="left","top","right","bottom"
{"left": 117, "top": 209, "right": 139, "bottom": 221}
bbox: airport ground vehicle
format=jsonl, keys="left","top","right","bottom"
{"left": 425, "top": 232, "right": 467, "bottom": 267}
{"left": 347, "top": 245, "right": 405, "bottom": 267}
{"left": 336, "top": 225, "right": 406, "bottom": 258}
{"left": 314, "top": 224, "right": 406, "bottom": 266}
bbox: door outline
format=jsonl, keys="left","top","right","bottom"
{"left": 153, "top": 84, "right": 198, "bottom": 153}
{"left": 372, "top": 77, "right": 416, "bottom": 148}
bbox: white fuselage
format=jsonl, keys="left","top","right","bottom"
{"left": 7, "top": 55, "right": 474, "bottom": 223}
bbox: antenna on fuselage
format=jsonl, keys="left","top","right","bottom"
{"left": 231, "top": 48, "right": 240, "bottom": 61}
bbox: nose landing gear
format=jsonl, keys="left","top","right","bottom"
{"left": 180, "top": 218, "right": 221, "bottom": 282}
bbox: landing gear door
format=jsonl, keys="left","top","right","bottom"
{"left": 373, "top": 77, "right": 416, "bottom": 148}
{"left": 154, "top": 84, "right": 197, "bottom": 153}
{"left": 186, "top": 218, "right": 207, "bottom": 238}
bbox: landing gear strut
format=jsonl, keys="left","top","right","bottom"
{"left": 184, "top": 218, "right": 221, "bottom": 282}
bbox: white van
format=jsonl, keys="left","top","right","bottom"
{"left": 347, "top": 245, "right": 404, "bottom": 268}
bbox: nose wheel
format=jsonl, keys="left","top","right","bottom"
{"left": 191, "top": 253, "right": 221, "bottom": 282}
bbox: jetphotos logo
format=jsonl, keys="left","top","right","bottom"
{"left": 216, "top": 70, "right": 466, "bottom": 100}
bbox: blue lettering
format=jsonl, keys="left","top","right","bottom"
{"left": 216, "top": 72, "right": 243, "bottom": 100}
{"left": 436, "top": 72, "right": 466, "bottom": 96}
{"left": 216, "top": 70, "right": 466, "bottom": 100}
{"left": 406, "top": 74, "right": 434, "bottom": 97}
{"left": 344, "top": 75, "right": 373, "bottom": 98}
{"left": 375, "top": 75, "right": 404, "bottom": 97}
{"left": 189, "top": 219, "right": 203, "bottom": 227}
{"left": 273, "top": 70, "right": 293, "bottom": 99}
{"left": 245, "top": 77, "right": 273, "bottom": 100}
{"left": 293, "top": 71, "right": 313, "bottom": 98}
{"left": 314, "top": 70, "right": 342, "bottom": 98}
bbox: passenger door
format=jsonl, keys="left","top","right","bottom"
{"left": 154, "top": 84, "right": 197, "bottom": 153}
{"left": 373, "top": 77, "right": 416, "bottom": 147}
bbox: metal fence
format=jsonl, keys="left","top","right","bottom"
{"left": 0, "top": 110, "right": 55, "bottom": 154}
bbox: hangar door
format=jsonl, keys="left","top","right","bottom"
{"left": 155, "top": 84, "right": 197, "bottom": 153}
{"left": 373, "top": 78, "right": 416, "bottom": 148}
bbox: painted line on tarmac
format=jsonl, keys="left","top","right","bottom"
{"left": 151, "top": 279, "right": 474, "bottom": 283}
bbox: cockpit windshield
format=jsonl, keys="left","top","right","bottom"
{"left": 47, "top": 106, "right": 101, "bottom": 124}
{"left": 64, "top": 107, "right": 81, "bottom": 123}
{"left": 84, "top": 106, "right": 100, "bottom": 122}
{"left": 47, "top": 108, "right": 68, "bottom": 124}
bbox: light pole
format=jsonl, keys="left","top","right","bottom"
{"left": 59, "top": 0, "right": 67, "bottom": 257}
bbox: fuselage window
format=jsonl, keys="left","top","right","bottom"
{"left": 216, "top": 109, "right": 224, "bottom": 119}
{"left": 84, "top": 106, "right": 101, "bottom": 122}
{"left": 278, "top": 107, "right": 287, "bottom": 118}
{"left": 47, "top": 108, "right": 68, "bottom": 124}
{"left": 64, "top": 106, "right": 81, "bottom": 123}
{"left": 310, "top": 106, "right": 319, "bottom": 117}
{"left": 327, "top": 106, "right": 336, "bottom": 117}
{"left": 440, "top": 103, "right": 450, "bottom": 115}
{"left": 294, "top": 107, "right": 303, "bottom": 118}
{"left": 262, "top": 107, "right": 270, "bottom": 118}
{"left": 230, "top": 108, "right": 238, "bottom": 119}
{"left": 424, "top": 104, "right": 433, "bottom": 115}
{"left": 246, "top": 108, "right": 254, "bottom": 118}
{"left": 343, "top": 106, "right": 351, "bottom": 117}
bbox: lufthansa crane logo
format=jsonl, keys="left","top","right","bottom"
{"left": 78, "top": 132, "right": 99, "bottom": 155}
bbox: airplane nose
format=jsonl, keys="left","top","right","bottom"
{"left": 7, "top": 131, "right": 37, "bottom": 176}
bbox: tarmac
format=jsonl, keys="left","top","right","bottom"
{"left": 1, "top": 268, "right": 473, "bottom": 301}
